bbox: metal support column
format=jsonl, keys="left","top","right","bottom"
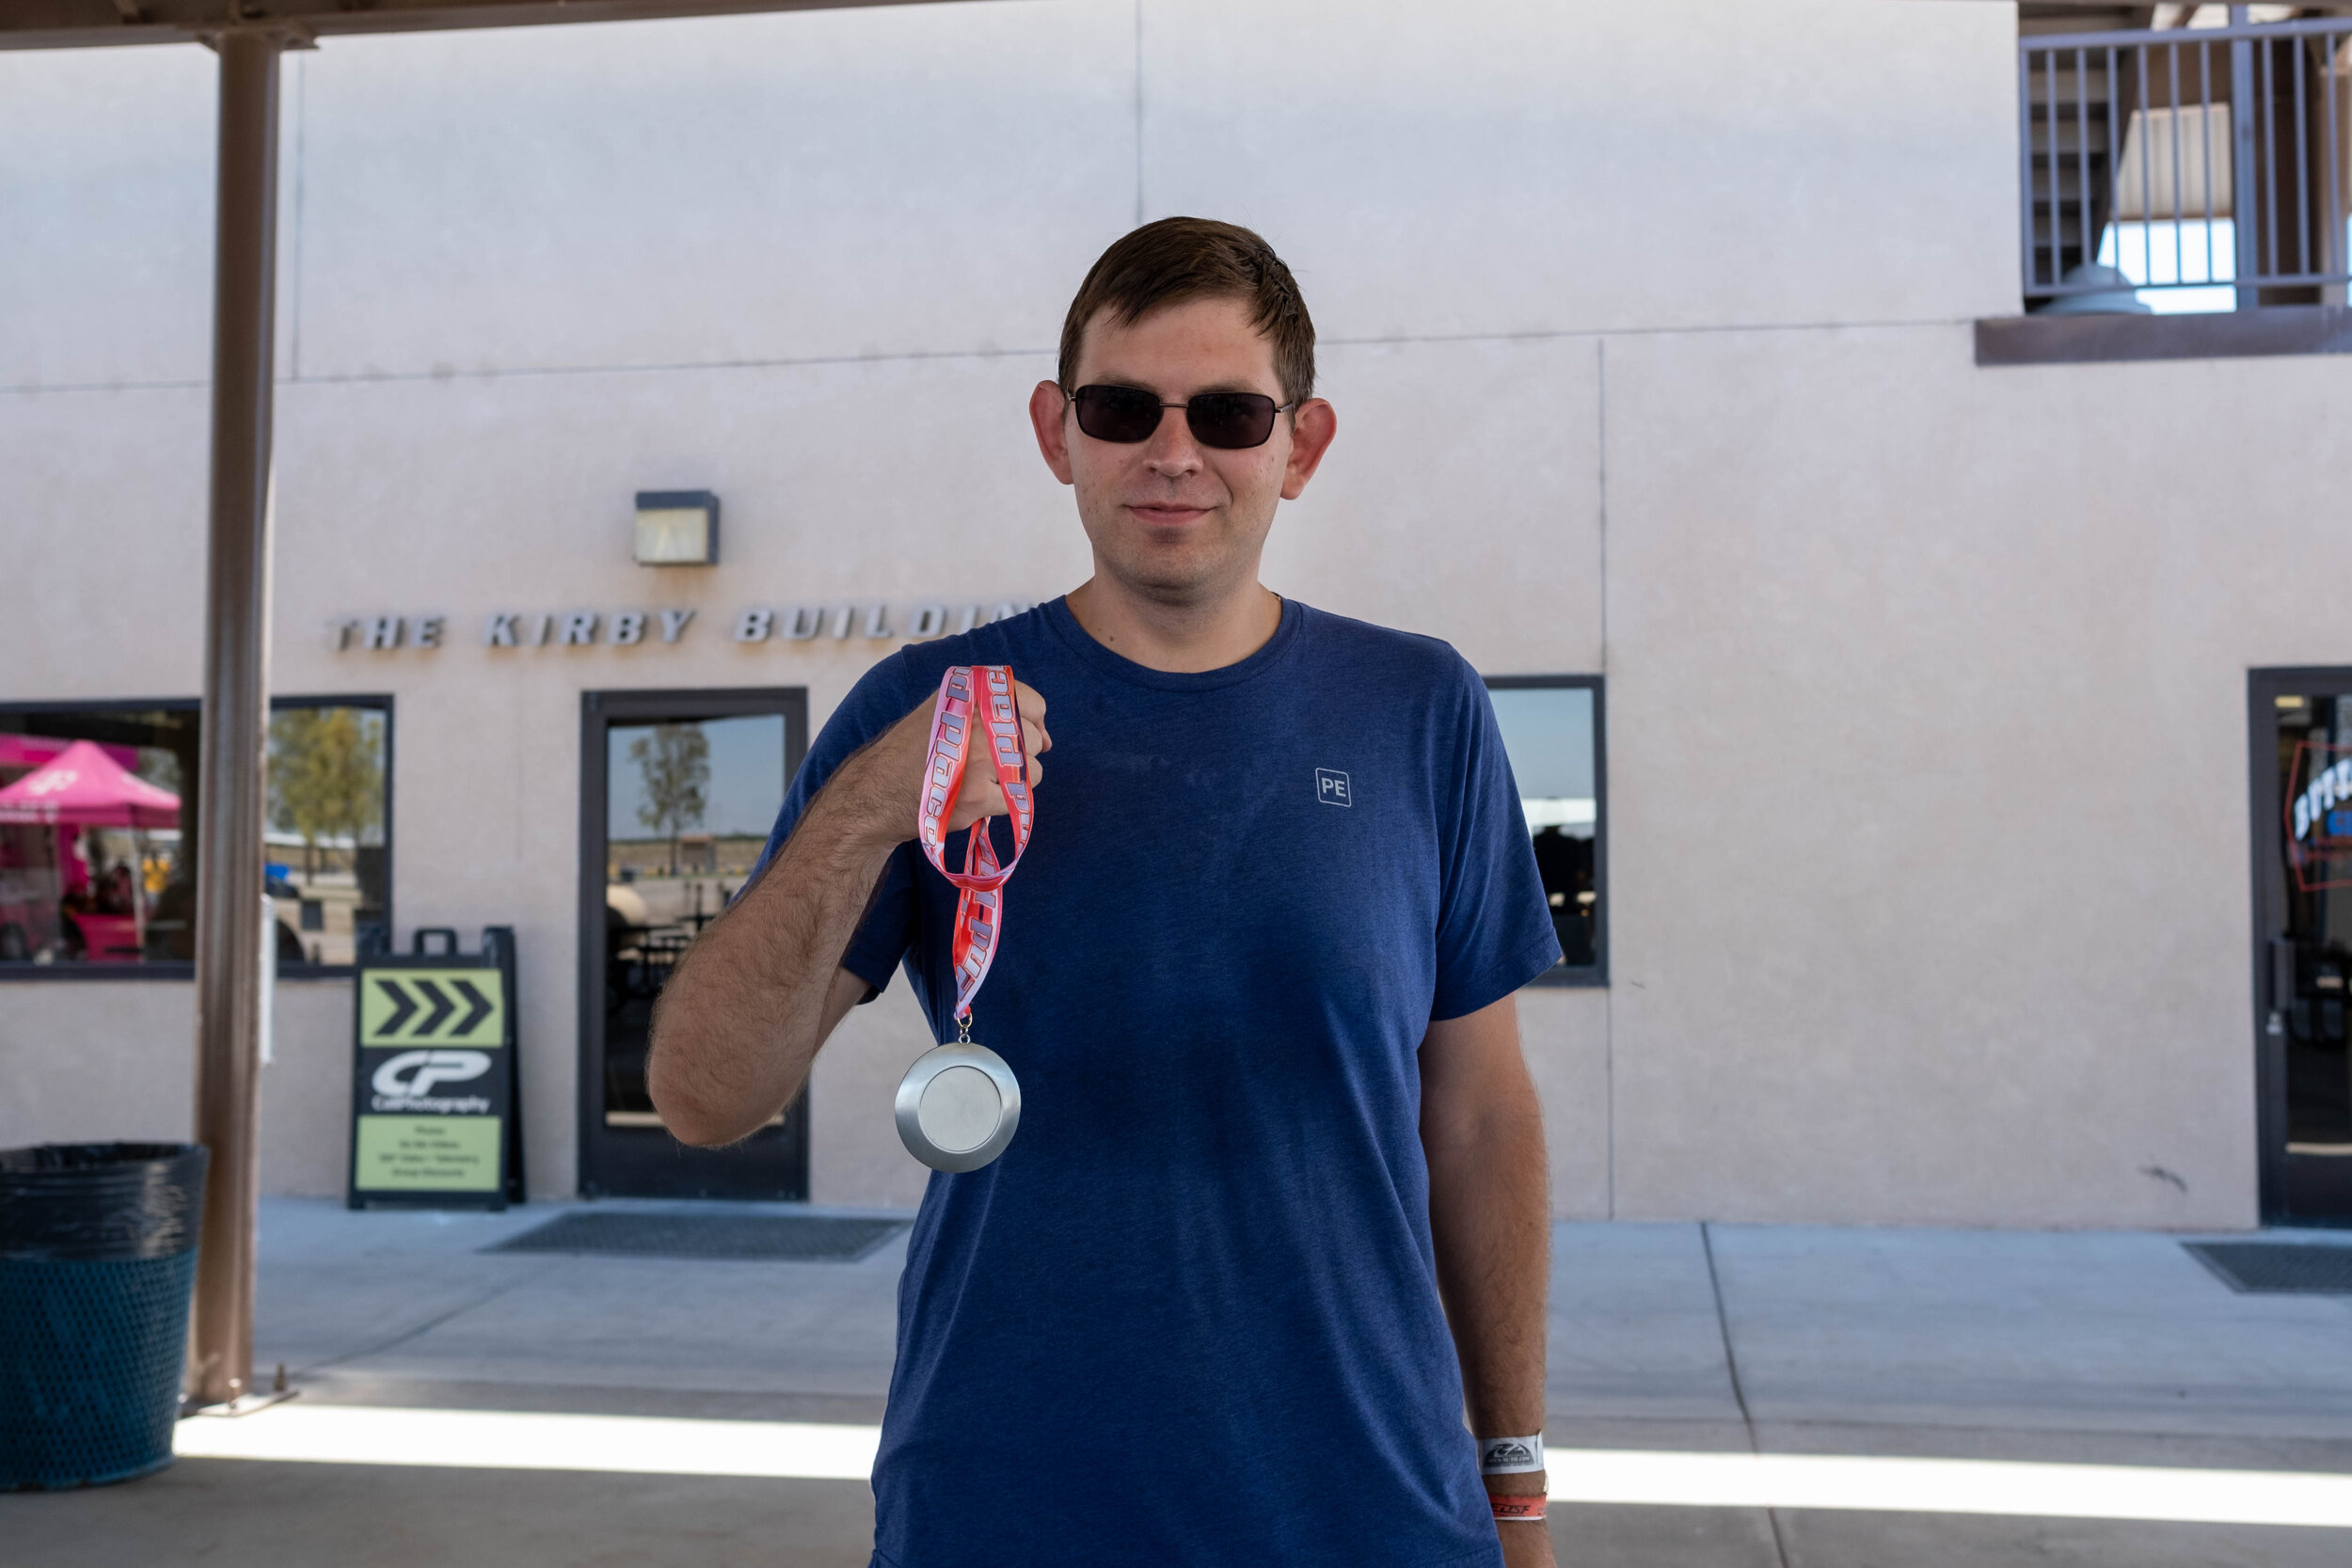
{"left": 2230, "top": 6, "right": 2262, "bottom": 309}
{"left": 188, "top": 29, "right": 283, "bottom": 1411}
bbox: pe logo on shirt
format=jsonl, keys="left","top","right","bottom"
{"left": 1315, "top": 768, "right": 1352, "bottom": 807}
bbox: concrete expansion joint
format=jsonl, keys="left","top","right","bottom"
{"left": 0, "top": 319, "right": 1987, "bottom": 403}
{"left": 1700, "top": 1222, "right": 1796, "bottom": 1568}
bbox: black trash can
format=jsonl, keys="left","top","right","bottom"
{"left": 0, "top": 1142, "right": 210, "bottom": 1490}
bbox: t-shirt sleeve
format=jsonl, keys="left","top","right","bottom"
{"left": 1430, "top": 658, "right": 1563, "bottom": 1020}
{"left": 742, "top": 649, "right": 921, "bottom": 1001}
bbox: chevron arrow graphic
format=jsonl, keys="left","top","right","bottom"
{"left": 374, "top": 977, "right": 419, "bottom": 1037}
{"left": 412, "top": 978, "right": 456, "bottom": 1038}
{"left": 451, "top": 978, "right": 495, "bottom": 1038}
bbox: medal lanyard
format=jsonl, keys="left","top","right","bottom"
{"left": 914, "top": 665, "right": 1035, "bottom": 1022}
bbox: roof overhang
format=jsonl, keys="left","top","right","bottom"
{"left": 0, "top": 0, "right": 969, "bottom": 51}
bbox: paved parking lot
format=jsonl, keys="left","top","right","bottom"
{"left": 8, "top": 1199, "right": 2352, "bottom": 1566}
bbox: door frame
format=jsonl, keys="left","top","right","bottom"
{"left": 578, "top": 686, "right": 809, "bottom": 1198}
{"left": 2248, "top": 666, "right": 2352, "bottom": 1226}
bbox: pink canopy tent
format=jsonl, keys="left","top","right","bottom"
{"left": 0, "top": 734, "right": 140, "bottom": 775}
{"left": 0, "top": 740, "right": 181, "bottom": 963}
{"left": 0, "top": 738, "right": 181, "bottom": 829}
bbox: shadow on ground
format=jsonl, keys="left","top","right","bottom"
{"left": 7, "top": 1201, "right": 2352, "bottom": 1566}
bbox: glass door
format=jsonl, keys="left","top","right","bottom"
{"left": 2253, "top": 672, "right": 2352, "bottom": 1225}
{"left": 579, "top": 688, "right": 807, "bottom": 1198}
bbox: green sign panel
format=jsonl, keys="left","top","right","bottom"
{"left": 359, "top": 968, "right": 505, "bottom": 1048}
{"left": 354, "top": 1115, "right": 503, "bottom": 1192}
{"left": 350, "top": 933, "right": 521, "bottom": 1212}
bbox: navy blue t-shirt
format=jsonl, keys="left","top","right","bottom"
{"left": 757, "top": 596, "right": 1559, "bottom": 1568}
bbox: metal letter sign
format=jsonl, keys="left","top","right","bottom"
{"left": 349, "top": 927, "right": 524, "bottom": 1210}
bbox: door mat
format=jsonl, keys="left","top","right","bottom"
{"left": 2183, "top": 1241, "right": 2352, "bottom": 1294}
{"left": 486, "top": 1212, "right": 908, "bottom": 1262}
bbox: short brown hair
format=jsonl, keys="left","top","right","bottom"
{"left": 1057, "top": 217, "right": 1316, "bottom": 406}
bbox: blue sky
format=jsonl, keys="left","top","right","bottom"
{"left": 607, "top": 713, "right": 787, "bottom": 841}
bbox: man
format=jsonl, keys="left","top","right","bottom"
{"left": 649, "top": 218, "right": 1560, "bottom": 1568}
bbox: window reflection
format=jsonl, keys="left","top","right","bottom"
{"left": 0, "top": 709, "right": 199, "bottom": 966}
{"left": 1486, "top": 680, "right": 1604, "bottom": 979}
{"left": 602, "top": 713, "right": 787, "bottom": 1123}
{"left": 0, "top": 699, "right": 390, "bottom": 971}
{"left": 2277, "top": 692, "right": 2352, "bottom": 1153}
{"left": 267, "top": 705, "right": 389, "bottom": 966}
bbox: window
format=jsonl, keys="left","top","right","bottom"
{"left": 0, "top": 696, "right": 391, "bottom": 974}
{"left": 1485, "top": 676, "right": 1606, "bottom": 984}
{"left": 268, "top": 699, "right": 392, "bottom": 968}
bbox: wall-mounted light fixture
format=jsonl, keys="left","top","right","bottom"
{"left": 634, "top": 491, "right": 720, "bottom": 566}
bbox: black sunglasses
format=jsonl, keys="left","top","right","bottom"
{"left": 1067, "top": 385, "right": 1296, "bottom": 451}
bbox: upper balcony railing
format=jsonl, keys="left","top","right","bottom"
{"left": 2021, "top": 8, "right": 2351, "bottom": 310}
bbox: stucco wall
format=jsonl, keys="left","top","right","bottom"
{"left": 0, "top": 985, "right": 202, "bottom": 1154}
{"left": 0, "top": 979, "right": 351, "bottom": 1196}
{"left": 2, "top": 1, "right": 2336, "bottom": 1227}
{"left": 1598, "top": 325, "right": 2352, "bottom": 1229}
{"left": 0, "top": 967, "right": 939, "bottom": 1206}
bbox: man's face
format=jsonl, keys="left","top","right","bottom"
{"left": 1028, "top": 295, "right": 1335, "bottom": 606}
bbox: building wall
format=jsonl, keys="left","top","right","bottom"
{"left": 1602, "top": 326, "right": 2350, "bottom": 1229}
{"left": 2, "top": 1, "right": 2334, "bottom": 1227}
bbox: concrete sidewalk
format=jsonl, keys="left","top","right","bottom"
{"left": 6, "top": 1199, "right": 2352, "bottom": 1566}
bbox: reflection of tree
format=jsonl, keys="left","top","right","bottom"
{"left": 630, "top": 723, "right": 709, "bottom": 877}
{"left": 269, "top": 708, "right": 384, "bottom": 879}
{"left": 134, "top": 747, "right": 181, "bottom": 796}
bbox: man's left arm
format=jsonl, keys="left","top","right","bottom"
{"left": 1421, "top": 992, "right": 1555, "bottom": 1568}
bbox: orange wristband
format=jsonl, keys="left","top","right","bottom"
{"left": 1488, "top": 1493, "right": 1547, "bottom": 1522}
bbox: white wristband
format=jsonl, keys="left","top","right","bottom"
{"left": 1477, "top": 1434, "right": 1544, "bottom": 1474}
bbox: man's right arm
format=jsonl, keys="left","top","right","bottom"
{"left": 646, "top": 679, "right": 1047, "bottom": 1148}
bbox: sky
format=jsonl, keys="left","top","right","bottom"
{"left": 607, "top": 713, "right": 787, "bottom": 841}
{"left": 1487, "top": 685, "right": 1595, "bottom": 802}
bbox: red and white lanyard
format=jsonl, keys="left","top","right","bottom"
{"left": 914, "top": 665, "right": 1035, "bottom": 1022}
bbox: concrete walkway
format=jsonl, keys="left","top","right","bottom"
{"left": 6, "top": 1199, "right": 2352, "bottom": 1566}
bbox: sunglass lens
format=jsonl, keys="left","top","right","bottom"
{"left": 1185, "top": 393, "right": 1279, "bottom": 450}
{"left": 1073, "top": 386, "right": 1164, "bottom": 443}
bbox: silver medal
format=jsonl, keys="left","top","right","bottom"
{"left": 895, "top": 1029, "right": 1022, "bottom": 1173}
{"left": 903, "top": 666, "right": 1033, "bottom": 1174}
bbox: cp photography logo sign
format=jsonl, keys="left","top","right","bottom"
{"left": 359, "top": 970, "right": 506, "bottom": 1117}
{"left": 327, "top": 600, "right": 1038, "bottom": 654}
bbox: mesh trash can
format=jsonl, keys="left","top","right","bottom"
{"left": 0, "top": 1142, "right": 209, "bottom": 1490}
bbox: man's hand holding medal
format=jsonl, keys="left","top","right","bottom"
{"left": 860, "top": 673, "right": 1052, "bottom": 840}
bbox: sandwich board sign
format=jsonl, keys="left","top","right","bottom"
{"left": 349, "top": 927, "right": 524, "bottom": 1210}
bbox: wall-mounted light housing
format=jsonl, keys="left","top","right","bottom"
{"left": 634, "top": 491, "right": 720, "bottom": 566}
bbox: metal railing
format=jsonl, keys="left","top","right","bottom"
{"left": 2020, "top": 9, "right": 2351, "bottom": 309}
